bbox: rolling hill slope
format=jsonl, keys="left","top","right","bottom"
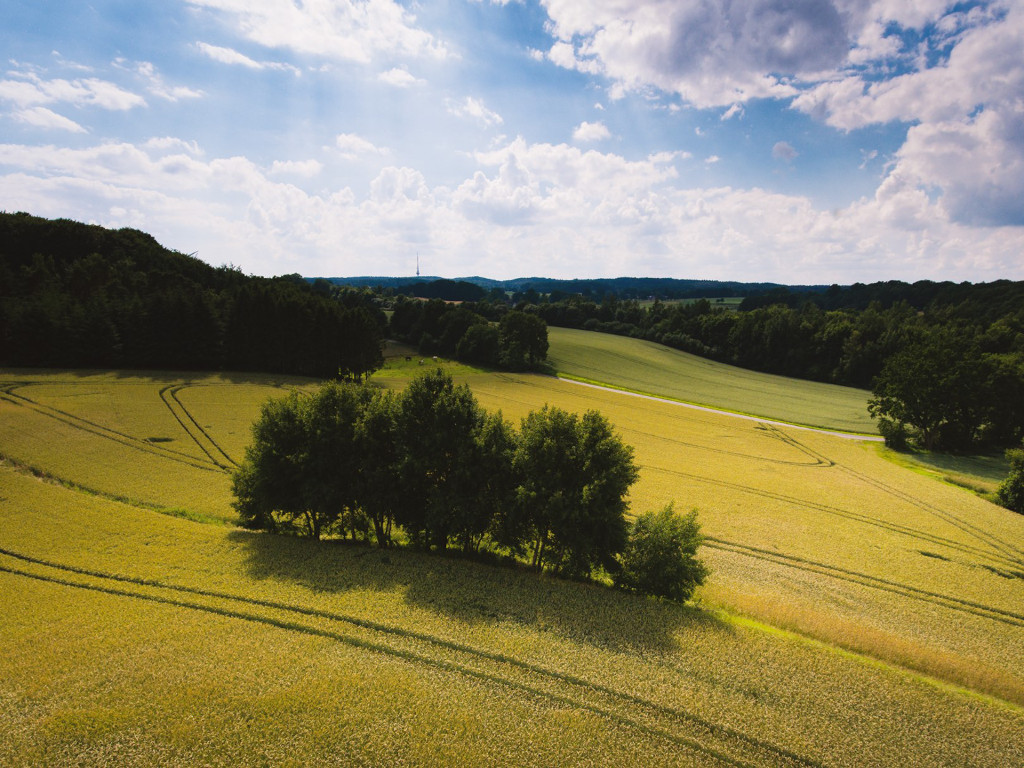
{"left": 1, "top": 367, "right": 1022, "bottom": 766}
{"left": 546, "top": 327, "right": 875, "bottom": 434}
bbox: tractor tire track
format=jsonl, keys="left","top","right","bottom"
{"left": 159, "top": 385, "right": 237, "bottom": 469}
{"left": 1, "top": 386, "right": 224, "bottom": 474}
{"left": 759, "top": 424, "right": 1024, "bottom": 566}
{"left": 753, "top": 424, "right": 835, "bottom": 467}
{"left": 0, "top": 546, "right": 823, "bottom": 768}
{"left": 643, "top": 464, "right": 1018, "bottom": 571}
{"left": 617, "top": 425, "right": 831, "bottom": 468}
{"left": 703, "top": 538, "right": 1024, "bottom": 628}
{"left": 834, "top": 462, "right": 1024, "bottom": 565}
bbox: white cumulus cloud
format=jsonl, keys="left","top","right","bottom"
{"left": 196, "top": 42, "right": 299, "bottom": 73}
{"left": 447, "top": 96, "right": 503, "bottom": 128}
{"left": 184, "top": 0, "right": 448, "bottom": 63}
{"left": 536, "top": 1, "right": 1024, "bottom": 233}
{"left": 0, "top": 72, "right": 145, "bottom": 110}
{"left": 3, "top": 136, "right": 1023, "bottom": 281}
{"left": 539, "top": 0, "right": 847, "bottom": 107}
{"left": 573, "top": 121, "right": 611, "bottom": 142}
{"left": 378, "top": 68, "right": 423, "bottom": 87}
{"left": 334, "top": 133, "right": 389, "bottom": 160}
{"left": 14, "top": 107, "right": 86, "bottom": 133}
{"left": 270, "top": 159, "right": 324, "bottom": 178}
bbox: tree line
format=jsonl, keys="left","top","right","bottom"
{"left": 520, "top": 293, "right": 1024, "bottom": 451}
{"left": 389, "top": 297, "right": 549, "bottom": 370}
{"left": 0, "top": 212, "right": 385, "bottom": 379}
{"left": 233, "top": 369, "right": 707, "bottom": 600}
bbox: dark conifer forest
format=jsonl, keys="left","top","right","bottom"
{"left": 0, "top": 212, "right": 385, "bottom": 379}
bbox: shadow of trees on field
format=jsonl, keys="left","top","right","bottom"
{"left": 227, "top": 529, "right": 730, "bottom": 654}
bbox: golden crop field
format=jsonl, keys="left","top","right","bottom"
{"left": 460, "top": 372, "right": 1024, "bottom": 703}
{"left": 2, "top": 365, "right": 1023, "bottom": 766}
{"left": 547, "top": 326, "right": 875, "bottom": 434}
{"left": 0, "top": 371, "right": 317, "bottom": 524}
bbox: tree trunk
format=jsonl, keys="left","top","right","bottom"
{"left": 372, "top": 516, "right": 390, "bottom": 548}
{"left": 531, "top": 536, "right": 545, "bottom": 571}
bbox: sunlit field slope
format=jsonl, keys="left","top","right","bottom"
{"left": 2, "top": 367, "right": 1023, "bottom": 766}
{"left": 457, "top": 372, "right": 1024, "bottom": 704}
{"left": 547, "top": 327, "right": 875, "bottom": 434}
{"left": 0, "top": 371, "right": 317, "bottom": 524}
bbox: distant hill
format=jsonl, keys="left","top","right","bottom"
{"left": 321, "top": 275, "right": 826, "bottom": 299}
{"left": 325, "top": 274, "right": 1024, "bottom": 322}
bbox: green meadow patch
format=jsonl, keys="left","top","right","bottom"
{"left": 546, "top": 326, "right": 876, "bottom": 434}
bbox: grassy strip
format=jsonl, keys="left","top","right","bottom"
{"left": 708, "top": 594, "right": 1024, "bottom": 711}
{"left": 877, "top": 445, "right": 1006, "bottom": 503}
{"left": 711, "top": 605, "right": 1024, "bottom": 713}
{"left": 556, "top": 373, "right": 878, "bottom": 437}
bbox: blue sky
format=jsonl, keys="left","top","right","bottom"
{"left": 1, "top": 0, "right": 1022, "bottom": 283}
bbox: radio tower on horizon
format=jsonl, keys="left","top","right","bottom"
{"left": 416, "top": 251, "right": 420, "bottom": 277}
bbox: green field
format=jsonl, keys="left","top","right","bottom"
{"left": 547, "top": 326, "right": 875, "bottom": 434}
{"left": 2, "top": 367, "right": 1023, "bottom": 766}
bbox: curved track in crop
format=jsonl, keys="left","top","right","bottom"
{"left": 0, "top": 384, "right": 225, "bottom": 474}
{"left": 158, "top": 385, "right": 239, "bottom": 469}
{"left": 0, "top": 545, "right": 823, "bottom": 768}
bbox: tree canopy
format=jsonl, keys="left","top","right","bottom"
{"left": 616, "top": 504, "right": 708, "bottom": 602}
{"left": 232, "top": 382, "right": 372, "bottom": 539}
{"left": 388, "top": 298, "right": 548, "bottom": 371}
{"left": 231, "top": 369, "right": 703, "bottom": 600}
{"left": 997, "top": 445, "right": 1024, "bottom": 515}
{"left": 510, "top": 405, "right": 638, "bottom": 576}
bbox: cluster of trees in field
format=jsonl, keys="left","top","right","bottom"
{"left": 518, "top": 290, "right": 1024, "bottom": 450}
{"left": 389, "top": 297, "right": 549, "bottom": 370}
{"left": 0, "top": 213, "right": 385, "bottom": 379}
{"left": 233, "top": 369, "right": 707, "bottom": 600}
{"left": 866, "top": 328, "right": 1024, "bottom": 450}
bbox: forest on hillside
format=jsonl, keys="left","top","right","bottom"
{"left": 0, "top": 213, "right": 384, "bottom": 379}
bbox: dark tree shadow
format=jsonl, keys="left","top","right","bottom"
{"left": 226, "top": 529, "right": 406, "bottom": 594}
{"left": 227, "top": 529, "right": 731, "bottom": 654}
